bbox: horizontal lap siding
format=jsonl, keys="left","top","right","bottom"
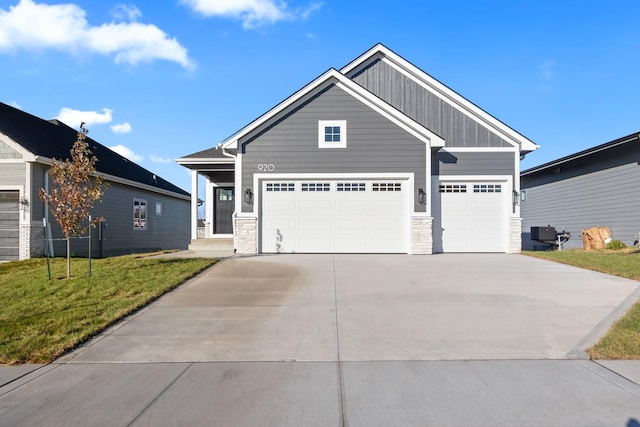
{"left": 240, "top": 84, "right": 426, "bottom": 213}
{"left": 433, "top": 151, "right": 515, "bottom": 177}
{"left": 521, "top": 162, "right": 640, "bottom": 249}
{"left": 351, "top": 59, "right": 512, "bottom": 148}
{"left": 0, "top": 163, "right": 25, "bottom": 186}
{"left": 46, "top": 182, "right": 190, "bottom": 257}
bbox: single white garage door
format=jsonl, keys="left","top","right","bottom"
{"left": 261, "top": 180, "right": 408, "bottom": 253}
{"left": 433, "top": 181, "right": 507, "bottom": 252}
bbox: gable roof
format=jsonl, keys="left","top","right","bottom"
{"left": 0, "top": 102, "right": 189, "bottom": 198}
{"left": 215, "top": 67, "right": 445, "bottom": 152}
{"left": 341, "top": 43, "right": 539, "bottom": 153}
{"left": 521, "top": 131, "right": 640, "bottom": 176}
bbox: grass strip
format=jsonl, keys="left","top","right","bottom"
{"left": 524, "top": 249, "right": 640, "bottom": 359}
{"left": 0, "top": 255, "right": 216, "bottom": 365}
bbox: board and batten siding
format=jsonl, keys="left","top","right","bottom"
{"left": 240, "top": 83, "right": 427, "bottom": 213}
{"left": 521, "top": 162, "right": 640, "bottom": 249}
{"left": 351, "top": 59, "right": 512, "bottom": 149}
{"left": 46, "top": 182, "right": 190, "bottom": 257}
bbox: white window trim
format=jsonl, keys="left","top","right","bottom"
{"left": 318, "top": 120, "right": 347, "bottom": 148}
{"left": 133, "top": 198, "right": 147, "bottom": 230}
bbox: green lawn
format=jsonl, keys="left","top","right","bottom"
{"left": 0, "top": 255, "right": 216, "bottom": 365}
{"left": 524, "top": 249, "right": 640, "bottom": 359}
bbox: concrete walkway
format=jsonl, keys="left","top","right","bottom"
{"left": 2, "top": 254, "right": 640, "bottom": 426}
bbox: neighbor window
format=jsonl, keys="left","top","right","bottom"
{"left": 155, "top": 202, "right": 162, "bottom": 216}
{"left": 318, "top": 120, "right": 347, "bottom": 148}
{"left": 133, "top": 199, "right": 147, "bottom": 230}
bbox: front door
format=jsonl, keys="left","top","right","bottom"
{"left": 214, "top": 187, "right": 234, "bottom": 234}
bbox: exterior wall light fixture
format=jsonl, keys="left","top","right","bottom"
{"left": 19, "top": 198, "right": 30, "bottom": 211}
{"left": 244, "top": 188, "right": 253, "bottom": 205}
{"left": 417, "top": 188, "right": 426, "bottom": 205}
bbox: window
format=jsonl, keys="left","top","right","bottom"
{"left": 473, "top": 184, "right": 502, "bottom": 193}
{"left": 318, "top": 120, "right": 347, "bottom": 148}
{"left": 337, "top": 182, "right": 366, "bottom": 192}
{"left": 155, "top": 202, "right": 162, "bottom": 216}
{"left": 218, "top": 189, "right": 233, "bottom": 200}
{"left": 301, "top": 183, "right": 330, "bottom": 192}
{"left": 266, "top": 183, "right": 295, "bottom": 192}
{"left": 373, "top": 182, "right": 402, "bottom": 192}
{"left": 133, "top": 199, "right": 147, "bottom": 230}
{"left": 439, "top": 184, "right": 467, "bottom": 193}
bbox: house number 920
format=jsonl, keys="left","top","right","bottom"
{"left": 257, "top": 164, "right": 275, "bottom": 172}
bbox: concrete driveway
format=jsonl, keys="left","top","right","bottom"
{"left": 61, "top": 253, "right": 639, "bottom": 363}
{"left": 2, "top": 254, "right": 640, "bottom": 426}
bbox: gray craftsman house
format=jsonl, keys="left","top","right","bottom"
{"left": 0, "top": 102, "right": 191, "bottom": 260}
{"left": 521, "top": 132, "right": 640, "bottom": 249}
{"left": 178, "top": 44, "right": 538, "bottom": 254}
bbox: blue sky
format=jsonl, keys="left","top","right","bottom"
{"left": 1, "top": 0, "right": 639, "bottom": 193}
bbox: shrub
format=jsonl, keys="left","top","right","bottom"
{"left": 606, "top": 240, "right": 627, "bottom": 250}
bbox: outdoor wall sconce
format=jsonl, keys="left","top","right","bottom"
{"left": 244, "top": 188, "right": 253, "bottom": 205}
{"left": 417, "top": 188, "right": 426, "bottom": 205}
{"left": 512, "top": 190, "right": 520, "bottom": 206}
{"left": 18, "top": 198, "right": 30, "bottom": 211}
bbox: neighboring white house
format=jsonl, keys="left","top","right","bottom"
{"left": 178, "top": 44, "right": 538, "bottom": 255}
{"left": 0, "top": 102, "right": 191, "bottom": 261}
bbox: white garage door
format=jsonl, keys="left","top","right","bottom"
{"left": 0, "top": 191, "right": 19, "bottom": 261}
{"left": 261, "top": 180, "right": 408, "bottom": 253}
{"left": 433, "top": 181, "right": 507, "bottom": 252}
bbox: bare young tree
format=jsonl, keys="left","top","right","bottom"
{"left": 39, "top": 124, "right": 108, "bottom": 278}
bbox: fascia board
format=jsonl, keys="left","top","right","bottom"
{"left": 220, "top": 69, "right": 343, "bottom": 150}
{"left": 175, "top": 157, "right": 234, "bottom": 165}
{"left": 222, "top": 68, "right": 445, "bottom": 150}
{"left": 32, "top": 155, "right": 190, "bottom": 201}
{"left": 342, "top": 44, "right": 539, "bottom": 153}
{"left": 334, "top": 75, "right": 445, "bottom": 148}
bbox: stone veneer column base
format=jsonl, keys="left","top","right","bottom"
{"left": 20, "top": 223, "right": 44, "bottom": 260}
{"left": 410, "top": 216, "right": 433, "bottom": 254}
{"left": 508, "top": 217, "right": 522, "bottom": 254}
{"left": 235, "top": 216, "right": 258, "bottom": 254}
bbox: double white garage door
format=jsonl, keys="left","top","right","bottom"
{"left": 259, "top": 179, "right": 508, "bottom": 253}
{"left": 261, "top": 180, "right": 408, "bottom": 253}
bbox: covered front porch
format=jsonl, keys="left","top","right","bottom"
{"left": 176, "top": 146, "right": 236, "bottom": 251}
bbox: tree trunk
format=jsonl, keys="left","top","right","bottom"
{"left": 66, "top": 237, "right": 71, "bottom": 278}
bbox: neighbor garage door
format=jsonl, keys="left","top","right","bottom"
{"left": 0, "top": 191, "right": 19, "bottom": 261}
{"left": 433, "top": 181, "right": 507, "bottom": 252}
{"left": 261, "top": 180, "right": 408, "bottom": 253}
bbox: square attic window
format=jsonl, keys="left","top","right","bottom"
{"left": 318, "top": 120, "right": 347, "bottom": 148}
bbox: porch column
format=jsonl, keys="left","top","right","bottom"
{"left": 191, "top": 170, "right": 198, "bottom": 240}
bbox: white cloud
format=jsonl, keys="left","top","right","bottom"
{"left": 109, "top": 144, "right": 143, "bottom": 162}
{"left": 181, "top": 0, "right": 322, "bottom": 29}
{"left": 111, "top": 122, "right": 132, "bottom": 134}
{"left": 150, "top": 155, "right": 173, "bottom": 164}
{"left": 0, "top": 0, "right": 193, "bottom": 68}
{"left": 55, "top": 107, "right": 113, "bottom": 128}
{"left": 110, "top": 4, "right": 142, "bottom": 22}
{"left": 9, "top": 100, "right": 21, "bottom": 109}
